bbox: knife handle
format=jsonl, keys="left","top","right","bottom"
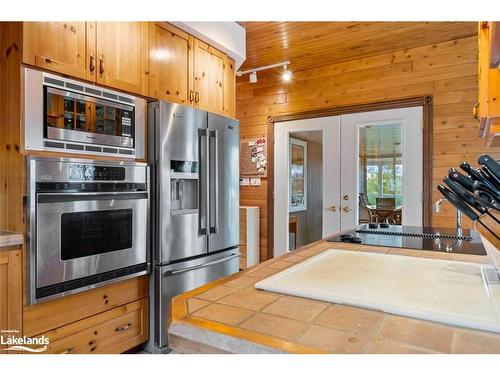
{"left": 448, "top": 168, "right": 474, "bottom": 192}
{"left": 443, "top": 177, "right": 486, "bottom": 214}
{"left": 460, "top": 162, "right": 484, "bottom": 182}
{"left": 437, "top": 184, "right": 479, "bottom": 221}
{"left": 478, "top": 154, "right": 500, "bottom": 181}
{"left": 480, "top": 165, "right": 500, "bottom": 190}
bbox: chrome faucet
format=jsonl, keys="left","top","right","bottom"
{"left": 433, "top": 198, "right": 463, "bottom": 236}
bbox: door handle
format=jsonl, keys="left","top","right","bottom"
{"left": 163, "top": 253, "right": 239, "bottom": 277}
{"left": 99, "top": 55, "right": 104, "bottom": 77}
{"left": 325, "top": 205, "right": 337, "bottom": 212}
{"left": 342, "top": 206, "right": 352, "bottom": 213}
{"left": 198, "top": 129, "right": 209, "bottom": 235}
{"left": 209, "top": 129, "right": 219, "bottom": 234}
{"left": 89, "top": 53, "right": 95, "bottom": 74}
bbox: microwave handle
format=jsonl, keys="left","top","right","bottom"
{"left": 37, "top": 192, "right": 148, "bottom": 203}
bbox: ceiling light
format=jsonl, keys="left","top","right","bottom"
{"left": 249, "top": 71, "right": 257, "bottom": 83}
{"left": 282, "top": 64, "right": 292, "bottom": 82}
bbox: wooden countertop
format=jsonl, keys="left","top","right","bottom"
{"left": 0, "top": 230, "right": 23, "bottom": 249}
{"left": 168, "top": 240, "right": 500, "bottom": 354}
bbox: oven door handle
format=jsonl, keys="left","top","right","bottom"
{"left": 37, "top": 192, "right": 148, "bottom": 203}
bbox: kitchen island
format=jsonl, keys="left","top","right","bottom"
{"left": 168, "top": 240, "right": 500, "bottom": 354}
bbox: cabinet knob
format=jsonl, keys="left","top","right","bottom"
{"left": 60, "top": 347, "right": 74, "bottom": 354}
{"left": 343, "top": 194, "right": 350, "bottom": 201}
{"left": 342, "top": 206, "right": 352, "bottom": 213}
{"left": 195, "top": 91, "right": 200, "bottom": 104}
{"left": 189, "top": 90, "right": 194, "bottom": 103}
{"left": 325, "top": 205, "right": 337, "bottom": 212}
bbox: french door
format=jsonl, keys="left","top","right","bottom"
{"left": 274, "top": 106, "right": 423, "bottom": 257}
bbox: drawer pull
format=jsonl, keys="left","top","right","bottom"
{"left": 115, "top": 322, "right": 132, "bottom": 332}
{"left": 60, "top": 347, "right": 74, "bottom": 354}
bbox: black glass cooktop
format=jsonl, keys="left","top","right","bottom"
{"left": 326, "top": 224, "right": 487, "bottom": 255}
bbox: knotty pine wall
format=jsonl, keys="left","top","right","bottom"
{"left": 237, "top": 35, "right": 500, "bottom": 261}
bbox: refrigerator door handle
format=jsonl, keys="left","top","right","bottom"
{"left": 209, "top": 129, "right": 219, "bottom": 234}
{"left": 163, "top": 252, "right": 239, "bottom": 277}
{"left": 198, "top": 129, "right": 209, "bottom": 235}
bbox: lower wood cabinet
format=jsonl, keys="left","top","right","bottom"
{"left": 24, "top": 275, "right": 148, "bottom": 337}
{"left": 0, "top": 247, "right": 23, "bottom": 354}
{"left": 33, "top": 298, "right": 148, "bottom": 354}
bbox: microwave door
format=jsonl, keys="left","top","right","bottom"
{"left": 156, "top": 102, "right": 208, "bottom": 264}
{"left": 207, "top": 113, "right": 240, "bottom": 253}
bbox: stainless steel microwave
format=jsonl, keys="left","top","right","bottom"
{"left": 24, "top": 67, "right": 146, "bottom": 159}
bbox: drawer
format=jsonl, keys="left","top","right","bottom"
{"left": 24, "top": 275, "right": 148, "bottom": 337}
{"left": 34, "top": 298, "right": 148, "bottom": 354}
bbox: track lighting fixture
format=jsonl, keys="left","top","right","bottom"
{"left": 236, "top": 60, "right": 291, "bottom": 84}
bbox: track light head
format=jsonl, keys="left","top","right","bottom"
{"left": 282, "top": 64, "right": 292, "bottom": 82}
{"left": 249, "top": 71, "right": 257, "bottom": 83}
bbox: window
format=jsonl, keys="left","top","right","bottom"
{"left": 289, "top": 138, "right": 307, "bottom": 212}
{"left": 366, "top": 157, "right": 403, "bottom": 206}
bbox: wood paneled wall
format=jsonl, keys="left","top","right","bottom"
{"left": 237, "top": 35, "right": 500, "bottom": 261}
{"left": 0, "top": 22, "right": 23, "bottom": 233}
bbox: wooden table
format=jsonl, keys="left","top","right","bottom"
{"left": 368, "top": 206, "right": 402, "bottom": 223}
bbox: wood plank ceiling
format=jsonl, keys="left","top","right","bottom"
{"left": 238, "top": 22, "right": 477, "bottom": 77}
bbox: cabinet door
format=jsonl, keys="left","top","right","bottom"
{"left": 223, "top": 56, "right": 236, "bottom": 118}
{"left": 478, "top": 22, "right": 490, "bottom": 120}
{"left": 0, "top": 249, "right": 22, "bottom": 354}
{"left": 95, "top": 22, "right": 148, "bottom": 96}
{"left": 149, "top": 23, "right": 194, "bottom": 105}
{"left": 23, "top": 22, "right": 89, "bottom": 79}
{"left": 193, "top": 39, "right": 224, "bottom": 114}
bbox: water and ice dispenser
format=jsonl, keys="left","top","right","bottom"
{"left": 170, "top": 161, "right": 199, "bottom": 214}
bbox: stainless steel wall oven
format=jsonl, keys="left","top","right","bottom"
{"left": 24, "top": 67, "right": 146, "bottom": 158}
{"left": 27, "top": 157, "right": 150, "bottom": 304}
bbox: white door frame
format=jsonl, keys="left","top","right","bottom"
{"left": 274, "top": 116, "right": 341, "bottom": 257}
{"left": 340, "top": 107, "right": 423, "bottom": 229}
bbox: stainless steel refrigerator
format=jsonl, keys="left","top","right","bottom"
{"left": 147, "top": 101, "right": 240, "bottom": 351}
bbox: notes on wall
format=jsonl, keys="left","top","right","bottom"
{"left": 240, "top": 137, "right": 267, "bottom": 178}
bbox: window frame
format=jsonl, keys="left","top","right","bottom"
{"left": 289, "top": 137, "right": 308, "bottom": 212}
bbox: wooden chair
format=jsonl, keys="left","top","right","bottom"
{"left": 358, "top": 193, "right": 378, "bottom": 223}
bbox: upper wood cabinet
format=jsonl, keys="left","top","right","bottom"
{"left": 477, "top": 21, "right": 500, "bottom": 147}
{"left": 93, "top": 22, "right": 149, "bottom": 97}
{"left": 223, "top": 56, "right": 236, "bottom": 117}
{"left": 22, "top": 22, "right": 236, "bottom": 116}
{"left": 0, "top": 248, "right": 22, "bottom": 353}
{"left": 23, "top": 22, "right": 89, "bottom": 80}
{"left": 149, "top": 22, "right": 193, "bottom": 105}
{"left": 193, "top": 39, "right": 225, "bottom": 114}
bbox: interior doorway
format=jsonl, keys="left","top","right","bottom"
{"left": 274, "top": 106, "right": 424, "bottom": 257}
{"left": 288, "top": 131, "right": 323, "bottom": 250}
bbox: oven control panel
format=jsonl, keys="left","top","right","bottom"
{"left": 69, "top": 165, "right": 126, "bottom": 181}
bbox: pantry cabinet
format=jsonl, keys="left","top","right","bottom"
{"left": 477, "top": 21, "right": 500, "bottom": 147}
{"left": 0, "top": 248, "right": 22, "bottom": 354}
{"left": 149, "top": 22, "right": 194, "bottom": 105}
{"left": 93, "top": 22, "right": 149, "bottom": 96}
{"left": 23, "top": 22, "right": 88, "bottom": 80}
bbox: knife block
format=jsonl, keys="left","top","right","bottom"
{"left": 476, "top": 210, "right": 500, "bottom": 269}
